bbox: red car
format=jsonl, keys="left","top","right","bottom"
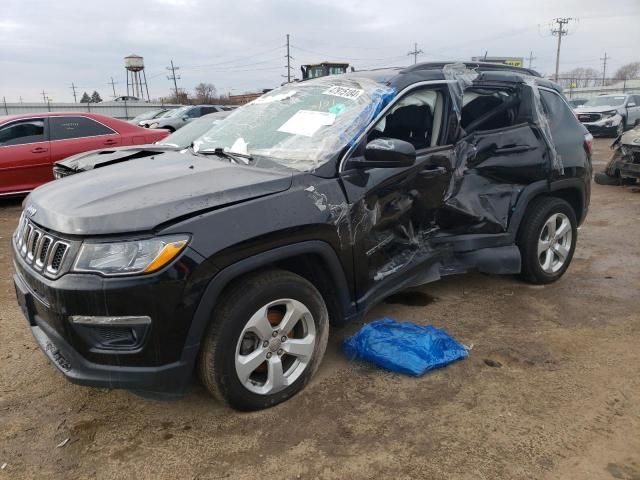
{"left": 0, "top": 112, "right": 169, "bottom": 196}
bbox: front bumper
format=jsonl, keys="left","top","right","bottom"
{"left": 12, "top": 242, "right": 205, "bottom": 395}
{"left": 582, "top": 123, "right": 619, "bottom": 136}
{"left": 620, "top": 161, "right": 640, "bottom": 179}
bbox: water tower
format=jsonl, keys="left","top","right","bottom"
{"left": 125, "top": 54, "right": 150, "bottom": 101}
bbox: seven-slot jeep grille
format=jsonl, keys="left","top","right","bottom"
{"left": 14, "top": 214, "right": 70, "bottom": 276}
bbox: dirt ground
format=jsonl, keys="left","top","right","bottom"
{"left": 1, "top": 138, "right": 639, "bottom": 479}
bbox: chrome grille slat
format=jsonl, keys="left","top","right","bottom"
{"left": 13, "top": 218, "right": 71, "bottom": 277}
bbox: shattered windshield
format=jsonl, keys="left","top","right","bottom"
{"left": 583, "top": 96, "right": 626, "bottom": 107}
{"left": 194, "top": 77, "right": 395, "bottom": 171}
{"left": 158, "top": 112, "right": 229, "bottom": 148}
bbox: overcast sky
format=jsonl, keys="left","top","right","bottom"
{"left": 1, "top": 0, "right": 638, "bottom": 102}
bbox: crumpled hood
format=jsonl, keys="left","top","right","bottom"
{"left": 621, "top": 126, "right": 640, "bottom": 146}
{"left": 575, "top": 105, "right": 622, "bottom": 114}
{"left": 28, "top": 151, "right": 293, "bottom": 235}
{"left": 56, "top": 145, "right": 178, "bottom": 172}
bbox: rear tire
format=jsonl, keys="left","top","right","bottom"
{"left": 594, "top": 171, "right": 621, "bottom": 186}
{"left": 198, "top": 269, "right": 329, "bottom": 411}
{"left": 517, "top": 197, "right": 577, "bottom": 284}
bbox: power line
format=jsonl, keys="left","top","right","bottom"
{"left": 69, "top": 82, "right": 77, "bottom": 103}
{"left": 407, "top": 42, "right": 423, "bottom": 65}
{"left": 166, "top": 60, "right": 180, "bottom": 98}
{"left": 600, "top": 52, "right": 610, "bottom": 86}
{"left": 551, "top": 17, "right": 574, "bottom": 81}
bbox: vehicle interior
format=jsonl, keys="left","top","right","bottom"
{"left": 460, "top": 88, "right": 522, "bottom": 133}
{"left": 368, "top": 89, "right": 443, "bottom": 149}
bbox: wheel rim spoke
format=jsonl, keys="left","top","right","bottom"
{"left": 244, "top": 306, "right": 273, "bottom": 341}
{"left": 555, "top": 219, "right": 571, "bottom": 238}
{"left": 553, "top": 243, "right": 569, "bottom": 262}
{"left": 541, "top": 249, "right": 554, "bottom": 272}
{"left": 278, "top": 300, "right": 307, "bottom": 335}
{"left": 265, "top": 356, "right": 286, "bottom": 392}
{"left": 538, "top": 238, "right": 551, "bottom": 256}
{"left": 236, "top": 348, "right": 268, "bottom": 383}
{"left": 545, "top": 215, "right": 557, "bottom": 238}
{"left": 283, "top": 337, "right": 315, "bottom": 360}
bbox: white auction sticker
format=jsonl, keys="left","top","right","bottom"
{"left": 277, "top": 110, "right": 336, "bottom": 137}
{"left": 322, "top": 85, "right": 364, "bottom": 100}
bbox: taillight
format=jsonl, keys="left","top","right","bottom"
{"left": 584, "top": 133, "right": 593, "bottom": 155}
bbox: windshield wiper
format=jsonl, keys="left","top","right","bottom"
{"left": 197, "top": 147, "right": 253, "bottom": 165}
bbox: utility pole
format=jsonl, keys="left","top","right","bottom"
{"left": 166, "top": 60, "right": 180, "bottom": 99}
{"left": 108, "top": 77, "right": 118, "bottom": 99}
{"left": 551, "top": 17, "right": 573, "bottom": 82}
{"left": 283, "top": 34, "right": 294, "bottom": 83}
{"left": 527, "top": 51, "right": 536, "bottom": 69}
{"left": 41, "top": 90, "right": 48, "bottom": 104}
{"left": 69, "top": 82, "right": 78, "bottom": 103}
{"left": 407, "top": 42, "right": 424, "bottom": 65}
{"left": 600, "top": 52, "right": 610, "bottom": 87}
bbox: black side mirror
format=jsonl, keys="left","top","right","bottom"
{"left": 350, "top": 138, "right": 416, "bottom": 169}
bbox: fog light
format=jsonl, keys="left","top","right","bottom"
{"left": 69, "top": 315, "right": 151, "bottom": 326}
{"left": 69, "top": 316, "right": 151, "bottom": 351}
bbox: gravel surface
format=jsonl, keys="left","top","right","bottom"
{"left": 1, "top": 138, "right": 639, "bottom": 479}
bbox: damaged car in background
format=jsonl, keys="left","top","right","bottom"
{"left": 13, "top": 62, "right": 591, "bottom": 411}
{"left": 594, "top": 125, "right": 640, "bottom": 186}
{"left": 53, "top": 111, "right": 230, "bottom": 177}
{"left": 575, "top": 93, "right": 640, "bottom": 137}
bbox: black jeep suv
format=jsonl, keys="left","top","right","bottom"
{"left": 12, "top": 62, "right": 592, "bottom": 410}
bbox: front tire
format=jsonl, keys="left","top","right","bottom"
{"left": 198, "top": 269, "right": 329, "bottom": 411}
{"left": 517, "top": 197, "right": 577, "bottom": 284}
{"left": 617, "top": 117, "right": 626, "bottom": 136}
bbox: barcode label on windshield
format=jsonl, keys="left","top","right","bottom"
{"left": 322, "top": 86, "right": 364, "bottom": 100}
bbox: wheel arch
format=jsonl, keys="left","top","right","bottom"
{"left": 510, "top": 179, "right": 587, "bottom": 237}
{"left": 180, "top": 240, "right": 355, "bottom": 372}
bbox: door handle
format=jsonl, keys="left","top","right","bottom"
{"left": 31, "top": 147, "right": 48, "bottom": 154}
{"left": 103, "top": 139, "right": 118, "bottom": 145}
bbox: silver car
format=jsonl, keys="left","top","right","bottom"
{"left": 142, "top": 105, "right": 229, "bottom": 132}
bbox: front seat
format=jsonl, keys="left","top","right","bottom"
{"left": 383, "top": 104, "right": 433, "bottom": 149}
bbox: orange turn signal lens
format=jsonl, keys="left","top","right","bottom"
{"left": 143, "top": 240, "right": 187, "bottom": 273}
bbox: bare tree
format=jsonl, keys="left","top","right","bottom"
{"left": 194, "top": 83, "right": 217, "bottom": 104}
{"left": 557, "top": 67, "right": 600, "bottom": 88}
{"left": 613, "top": 62, "right": 640, "bottom": 81}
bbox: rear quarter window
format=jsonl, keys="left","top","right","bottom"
{"left": 539, "top": 90, "right": 583, "bottom": 139}
{"left": 50, "top": 116, "right": 115, "bottom": 140}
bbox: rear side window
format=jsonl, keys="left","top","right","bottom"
{"left": 201, "top": 107, "right": 219, "bottom": 114}
{"left": 0, "top": 119, "right": 45, "bottom": 146}
{"left": 539, "top": 90, "right": 583, "bottom": 137}
{"left": 50, "top": 116, "right": 114, "bottom": 140}
{"left": 461, "top": 89, "right": 522, "bottom": 132}
{"left": 186, "top": 108, "right": 201, "bottom": 118}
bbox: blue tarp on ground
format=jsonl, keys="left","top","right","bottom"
{"left": 343, "top": 318, "right": 468, "bottom": 376}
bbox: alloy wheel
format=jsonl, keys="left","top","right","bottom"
{"left": 234, "top": 299, "right": 316, "bottom": 395}
{"left": 537, "top": 212, "right": 572, "bottom": 274}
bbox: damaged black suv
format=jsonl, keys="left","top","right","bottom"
{"left": 13, "top": 62, "right": 591, "bottom": 410}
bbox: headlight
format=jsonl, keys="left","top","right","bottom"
{"left": 602, "top": 110, "right": 618, "bottom": 118}
{"left": 149, "top": 122, "right": 160, "bottom": 128}
{"left": 73, "top": 235, "right": 188, "bottom": 276}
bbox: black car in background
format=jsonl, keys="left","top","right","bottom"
{"left": 13, "top": 62, "right": 591, "bottom": 411}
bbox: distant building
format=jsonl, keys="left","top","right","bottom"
{"left": 471, "top": 56, "right": 524, "bottom": 68}
{"left": 228, "top": 89, "right": 272, "bottom": 105}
